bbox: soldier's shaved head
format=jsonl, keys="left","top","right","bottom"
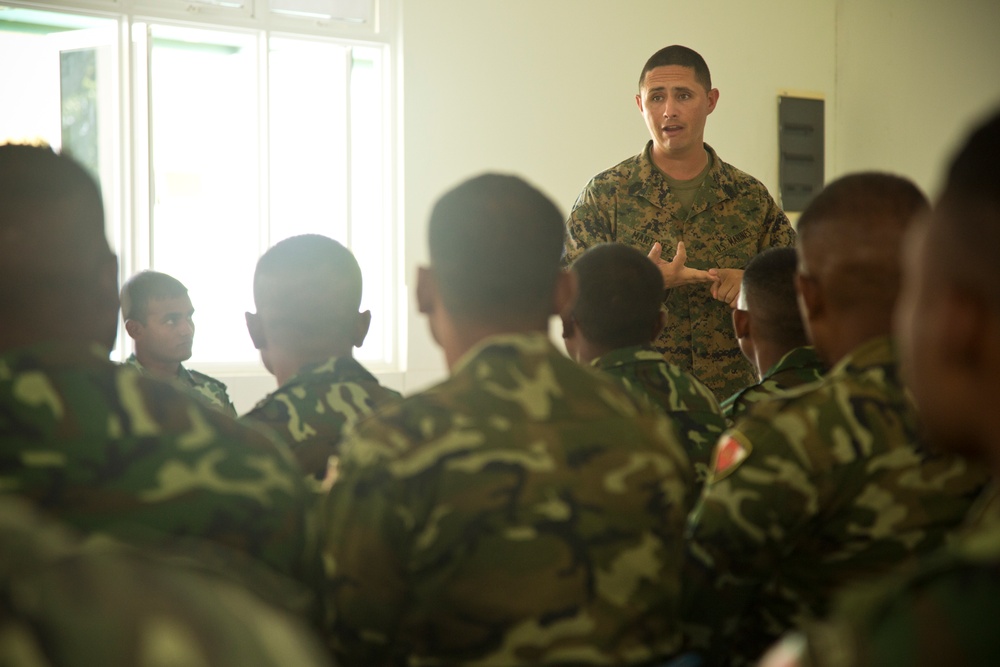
{"left": 740, "top": 247, "right": 809, "bottom": 352}
{"left": 0, "top": 144, "right": 118, "bottom": 351}
{"left": 795, "top": 172, "right": 928, "bottom": 365}
{"left": 251, "top": 234, "right": 365, "bottom": 347}
{"left": 427, "top": 173, "right": 565, "bottom": 328}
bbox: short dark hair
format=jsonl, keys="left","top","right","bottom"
{"left": 571, "top": 243, "right": 663, "bottom": 350}
{"left": 638, "top": 45, "right": 712, "bottom": 92}
{"left": 936, "top": 109, "right": 1000, "bottom": 307}
{"left": 428, "top": 173, "right": 565, "bottom": 326}
{"left": 121, "top": 271, "right": 189, "bottom": 323}
{"left": 253, "top": 234, "right": 363, "bottom": 338}
{"left": 742, "top": 247, "right": 808, "bottom": 350}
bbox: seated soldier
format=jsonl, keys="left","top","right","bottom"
{"left": 0, "top": 496, "right": 332, "bottom": 667}
{"left": 720, "top": 247, "right": 826, "bottom": 421}
{"left": 682, "top": 172, "right": 989, "bottom": 667}
{"left": 562, "top": 242, "right": 725, "bottom": 488}
{"left": 322, "top": 174, "right": 694, "bottom": 666}
{"left": 241, "top": 234, "right": 402, "bottom": 481}
{"left": 121, "top": 270, "right": 237, "bottom": 416}
{"left": 759, "top": 110, "right": 1000, "bottom": 667}
{"left": 0, "top": 144, "right": 313, "bottom": 589}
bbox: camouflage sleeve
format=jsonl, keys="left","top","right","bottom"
{"left": 564, "top": 178, "right": 615, "bottom": 265}
{"left": 682, "top": 424, "right": 818, "bottom": 659}
{"left": 758, "top": 194, "right": 796, "bottom": 252}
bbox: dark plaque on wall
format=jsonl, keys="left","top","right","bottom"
{"left": 778, "top": 96, "right": 824, "bottom": 212}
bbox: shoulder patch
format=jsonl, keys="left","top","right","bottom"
{"left": 710, "top": 431, "right": 753, "bottom": 482}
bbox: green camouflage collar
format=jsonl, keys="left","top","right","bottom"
{"left": 761, "top": 346, "right": 824, "bottom": 381}
{"left": 632, "top": 142, "right": 737, "bottom": 217}
{"left": 451, "top": 332, "right": 554, "bottom": 376}
{"left": 592, "top": 344, "right": 664, "bottom": 370}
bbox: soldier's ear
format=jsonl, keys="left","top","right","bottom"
{"left": 245, "top": 311, "right": 267, "bottom": 350}
{"left": 732, "top": 308, "right": 751, "bottom": 340}
{"left": 124, "top": 318, "right": 143, "bottom": 340}
{"left": 795, "top": 272, "right": 825, "bottom": 323}
{"left": 353, "top": 310, "right": 372, "bottom": 349}
{"left": 653, "top": 308, "right": 668, "bottom": 341}
{"left": 552, "top": 269, "right": 578, "bottom": 317}
{"left": 416, "top": 267, "right": 437, "bottom": 315}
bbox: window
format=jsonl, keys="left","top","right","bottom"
{"left": 0, "top": 0, "right": 399, "bottom": 370}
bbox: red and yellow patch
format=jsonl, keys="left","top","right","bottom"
{"left": 710, "top": 431, "right": 753, "bottom": 482}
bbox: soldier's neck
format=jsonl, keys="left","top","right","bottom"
{"left": 271, "top": 344, "right": 354, "bottom": 386}
{"left": 138, "top": 355, "right": 181, "bottom": 380}
{"left": 651, "top": 145, "right": 709, "bottom": 181}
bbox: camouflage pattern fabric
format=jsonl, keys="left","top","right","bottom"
{"left": 682, "top": 336, "right": 989, "bottom": 667}
{"left": 322, "top": 332, "right": 694, "bottom": 666}
{"left": 0, "top": 496, "right": 333, "bottom": 667}
{"left": 565, "top": 143, "right": 796, "bottom": 401}
{"left": 241, "top": 355, "right": 402, "bottom": 481}
{"left": 125, "top": 353, "right": 237, "bottom": 417}
{"left": 720, "top": 345, "right": 826, "bottom": 422}
{"left": 593, "top": 344, "right": 726, "bottom": 492}
{"left": 789, "top": 482, "right": 1000, "bottom": 667}
{"left": 0, "top": 342, "right": 315, "bottom": 585}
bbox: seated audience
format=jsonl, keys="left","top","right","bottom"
{"left": 121, "top": 270, "right": 237, "bottom": 416}
{"left": 759, "top": 109, "right": 1000, "bottom": 667}
{"left": 322, "top": 174, "right": 694, "bottom": 666}
{"left": 720, "top": 247, "right": 826, "bottom": 421}
{"left": 241, "top": 234, "right": 402, "bottom": 481}
{"left": 563, "top": 242, "right": 726, "bottom": 488}
{"left": 0, "top": 496, "right": 332, "bottom": 667}
{"left": 0, "top": 143, "right": 314, "bottom": 587}
{"left": 682, "top": 172, "right": 989, "bottom": 667}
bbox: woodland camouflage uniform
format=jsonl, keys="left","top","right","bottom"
{"left": 241, "top": 355, "right": 402, "bottom": 480}
{"left": 593, "top": 344, "right": 726, "bottom": 491}
{"left": 322, "top": 333, "right": 694, "bottom": 666}
{"left": 1, "top": 342, "right": 315, "bottom": 585}
{"left": 565, "top": 143, "right": 796, "bottom": 401}
{"left": 125, "top": 352, "right": 237, "bottom": 417}
{"left": 682, "top": 336, "right": 989, "bottom": 667}
{"left": 720, "top": 345, "right": 826, "bottom": 422}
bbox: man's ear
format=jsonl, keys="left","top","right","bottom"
{"left": 652, "top": 308, "right": 668, "bottom": 341}
{"left": 732, "top": 308, "right": 751, "bottom": 340}
{"left": 706, "top": 87, "right": 720, "bottom": 114}
{"left": 245, "top": 311, "right": 267, "bottom": 350}
{"left": 416, "top": 266, "right": 437, "bottom": 315}
{"left": 552, "top": 269, "right": 578, "bottom": 317}
{"left": 124, "top": 318, "right": 143, "bottom": 340}
{"left": 795, "top": 272, "right": 825, "bottom": 326}
{"left": 353, "top": 310, "right": 372, "bottom": 349}
{"left": 635, "top": 93, "right": 644, "bottom": 113}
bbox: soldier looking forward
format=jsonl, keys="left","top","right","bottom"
{"left": 322, "top": 174, "right": 694, "bottom": 666}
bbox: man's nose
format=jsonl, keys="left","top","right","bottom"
{"left": 180, "top": 318, "right": 195, "bottom": 337}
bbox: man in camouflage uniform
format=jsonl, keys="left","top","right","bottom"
{"left": 564, "top": 45, "right": 796, "bottom": 401}
{"left": 758, "top": 110, "right": 1000, "bottom": 667}
{"left": 0, "top": 496, "right": 333, "bottom": 667}
{"left": 121, "top": 270, "right": 237, "bottom": 416}
{"left": 682, "top": 173, "right": 989, "bottom": 667}
{"left": 322, "top": 174, "right": 694, "bottom": 666}
{"left": 720, "top": 247, "right": 826, "bottom": 421}
{"left": 0, "top": 144, "right": 314, "bottom": 589}
{"left": 241, "top": 234, "right": 402, "bottom": 481}
{"left": 562, "top": 242, "right": 725, "bottom": 491}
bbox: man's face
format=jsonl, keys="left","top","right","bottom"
{"left": 636, "top": 65, "right": 718, "bottom": 161}
{"left": 134, "top": 295, "right": 195, "bottom": 365}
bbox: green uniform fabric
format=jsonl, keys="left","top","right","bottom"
{"left": 795, "top": 483, "right": 1000, "bottom": 667}
{"left": 565, "top": 142, "right": 796, "bottom": 401}
{"left": 1, "top": 342, "right": 315, "bottom": 584}
{"left": 720, "top": 345, "right": 826, "bottom": 422}
{"left": 593, "top": 344, "right": 726, "bottom": 491}
{"left": 125, "top": 352, "right": 237, "bottom": 417}
{"left": 0, "top": 496, "right": 333, "bottom": 667}
{"left": 241, "top": 355, "right": 402, "bottom": 480}
{"left": 322, "top": 332, "right": 694, "bottom": 666}
{"left": 682, "top": 336, "right": 989, "bottom": 667}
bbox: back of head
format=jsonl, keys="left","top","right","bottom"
{"left": 253, "top": 234, "right": 363, "bottom": 344}
{"left": 741, "top": 247, "right": 809, "bottom": 351}
{"left": 0, "top": 143, "right": 117, "bottom": 349}
{"left": 638, "top": 45, "right": 712, "bottom": 92}
{"left": 797, "top": 172, "right": 929, "bottom": 317}
{"left": 935, "top": 109, "right": 1000, "bottom": 308}
{"left": 121, "top": 271, "right": 189, "bottom": 324}
{"left": 428, "top": 173, "right": 564, "bottom": 328}
{"left": 571, "top": 243, "right": 663, "bottom": 350}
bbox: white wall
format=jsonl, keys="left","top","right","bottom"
{"left": 399, "top": 0, "right": 838, "bottom": 393}
{"left": 833, "top": 0, "right": 1000, "bottom": 196}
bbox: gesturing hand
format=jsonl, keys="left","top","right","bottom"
{"left": 647, "top": 241, "right": 720, "bottom": 290}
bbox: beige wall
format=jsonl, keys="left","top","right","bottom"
{"left": 833, "top": 0, "right": 1000, "bottom": 197}
{"left": 399, "top": 0, "right": 838, "bottom": 392}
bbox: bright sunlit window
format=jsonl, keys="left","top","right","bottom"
{"left": 0, "top": 0, "right": 399, "bottom": 370}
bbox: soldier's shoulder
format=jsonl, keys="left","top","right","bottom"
{"left": 187, "top": 367, "right": 230, "bottom": 391}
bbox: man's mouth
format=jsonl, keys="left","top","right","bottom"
{"left": 663, "top": 124, "right": 683, "bottom": 133}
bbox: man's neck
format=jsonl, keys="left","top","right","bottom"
{"left": 137, "top": 355, "right": 181, "bottom": 380}
{"left": 269, "top": 345, "right": 353, "bottom": 387}
{"left": 651, "top": 144, "right": 709, "bottom": 181}
{"left": 442, "top": 321, "right": 548, "bottom": 372}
